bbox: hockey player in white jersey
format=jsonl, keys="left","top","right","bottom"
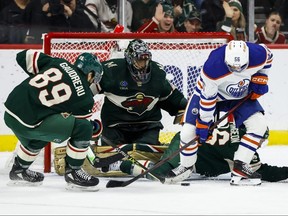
{"left": 167, "top": 40, "right": 273, "bottom": 185}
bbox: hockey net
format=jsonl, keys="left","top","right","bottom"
{"left": 42, "top": 32, "right": 233, "bottom": 172}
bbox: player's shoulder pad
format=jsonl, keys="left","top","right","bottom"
{"left": 150, "top": 60, "right": 166, "bottom": 77}
{"left": 202, "top": 45, "right": 231, "bottom": 79}
{"left": 102, "top": 58, "right": 124, "bottom": 68}
{"left": 246, "top": 42, "right": 271, "bottom": 67}
{"left": 17, "top": 49, "right": 53, "bottom": 75}
{"left": 259, "top": 43, "right": 273, "bottom": 62}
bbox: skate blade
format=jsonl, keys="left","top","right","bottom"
{"left": 65, "top": 183, "right": 99, "bottom": 192}
{"left": 164, "top": 170, "right": 192, "bottom": 184}
{"left": 230, "top": 176, "right": 261, "bottom": 186}
{"left": 7, "top": 180, "right": 43, "bottom": 187}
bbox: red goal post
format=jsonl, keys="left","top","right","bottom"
{"left": 42, "top": 32, "right": 233, "bottom": 173}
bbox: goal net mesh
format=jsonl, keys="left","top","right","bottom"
{"left": 42, "top": 32, "right": 232, "bottom": 172}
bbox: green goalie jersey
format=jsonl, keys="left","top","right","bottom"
{"left": 96, "top": 58, "right": 187, "bottom": 128}
{"left": 4, "top": 50, "right": 94, "bottom": 127}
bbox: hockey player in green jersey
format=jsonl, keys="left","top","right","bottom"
{"left": 104, "top": 115, "right": 288, "bottom": 184}
{"left": 90, "top": 39, "right": 187, "bottom": 146}
{"left": 4, "top": 50, "right": 103, "bottom": 191}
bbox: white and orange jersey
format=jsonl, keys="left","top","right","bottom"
{"left": 193, "top": 42, "right": 273, "bottom": 123}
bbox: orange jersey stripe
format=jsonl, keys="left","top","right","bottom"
{"left": 243, "top": 135, "right": 261, "bottom": 146}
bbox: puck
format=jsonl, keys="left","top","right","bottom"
{"left": 181, "top": 182, "right": 190, "bottom": 186}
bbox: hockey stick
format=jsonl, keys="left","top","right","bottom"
{"left": 106, "top": 93, "right": 252, "bottom": 188}
{"left": 101, "top": 136, "right": 166, "bottom": 183}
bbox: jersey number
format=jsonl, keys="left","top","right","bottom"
{"left": 206, "top": 129, "right": 230, "bottom": 146}
{"left": 29, "top": 68, "right": 72, "bottom": 107}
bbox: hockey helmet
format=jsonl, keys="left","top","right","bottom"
{"left": 74, "top": 53, "right": 103, "bottom": 84}
{"left": 225, "top": 40, "right": 249, "bottom": 73}
{"left": 124, "top": 39, "right": 152, "bottom": 84}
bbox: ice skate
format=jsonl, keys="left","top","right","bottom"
{"left": 230, "top": 160, "right": 261, "bottom": 186}
{"left": 65, "top": 166, "right": 99, "bottom": 192}
{"left": 164, "top": 165, "right": 193, "bottom": 184}
{"left": 8, "top": 157, "right": 44, "bottom": 186}
{"left": 101, "top": 160, "right": 122, "bottom": 173}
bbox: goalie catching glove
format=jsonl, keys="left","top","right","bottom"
{"left": 249, "top": 73, "right": 268, "bottom": 100}
{"left": 90, "top": 119, "right": 103, "bottom": 140}
{"left": 196, "top": 117, "right": 213, "bottom": 144}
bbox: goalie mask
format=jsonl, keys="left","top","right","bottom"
{"left": 124, "top": 39, "right": 152, "bottom": 84}
{"left": 225, "top": 40, "right": 249, "bottom": 73}
{"left": 74, "top": 53, "right": 103, "bottom": 84}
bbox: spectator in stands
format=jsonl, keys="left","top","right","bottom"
{"left": 172, "top": 0, "right": 199, "bottom": 32}
{"left": 0, "top": 0, "right": 30, "bottom": 44}
{"left": 180, "top": 9, "right": 202, "bottom": 32}
{"left": 130, "top": 0, "right": 159, "bottom": 32}
{"left": 137, "top": 3, "right": 176, "bottom": 33}
{"left": 200, "top": 0, "right": 226, "bottom": 32}
{"left": 216, "top": 0, "right": 247, "bottom": 41}
{"left": 84, "top": 0, "right": 133, "bottom": 32}
{"left": 255, "top": 10, "right": 286, "bottom": 44}
{"left": 22, "top": 0, "right": 96, "bottom": 44}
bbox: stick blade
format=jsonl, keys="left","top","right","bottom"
{"left": 106, "top": 180, "right": 125, "bottom": 188}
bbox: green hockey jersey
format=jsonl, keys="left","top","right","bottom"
{"left": 94, "top": 58, "right": 187, "bottom": 128}
{"left": 4, "top": 50, "right": 94, "bottom": 127}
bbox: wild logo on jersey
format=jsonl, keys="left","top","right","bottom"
{"left": 121, "top": 93, "right": 155, "bottom": 115}
{"left": 226, "top": 79, "right": 249, "bottom": 98}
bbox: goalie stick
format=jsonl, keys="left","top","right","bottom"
{"left": 106, "top": 93, "right": 252, "bottom": 188}
{"left": 101, "top": 136, "right": 166, "bottom": 183}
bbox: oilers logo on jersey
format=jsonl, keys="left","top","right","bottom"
{"left": 226, "top": 79, "right": 249, "bottom": 98}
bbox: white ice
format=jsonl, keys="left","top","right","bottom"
{"left": 1, "top": 145, "right": 288, "bottom": 215}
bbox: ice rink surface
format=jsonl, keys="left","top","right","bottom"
{"left": 1, "top": 145, "right": 288, "bottom": 215}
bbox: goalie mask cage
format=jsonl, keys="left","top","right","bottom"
{"left": 43, "top": 32, "right": 233, "bottom": 172}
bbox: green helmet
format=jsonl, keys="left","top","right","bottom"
{"left": 124, "top": 39, "right": 152, "bottom": 84}
{"left": 74, "top": 53, "right": 103, "bottom": 84}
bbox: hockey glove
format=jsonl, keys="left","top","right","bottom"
{"left": 196, "top": 118, "right": 213, "bottom": 144}
{"left": 173, "top": 109, "right": 185, "bottom": 124}
{"left": 90, "top": 119, "right": 103, "bottom": 140}
{"left": 249, "top": 74, "right": 268, "bottom": 100}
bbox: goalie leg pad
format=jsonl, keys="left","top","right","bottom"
{"left": 53, "top": 146, "right": 67, "bottom": 176}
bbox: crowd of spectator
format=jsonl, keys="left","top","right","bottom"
{"left": 0, "top": 0, "right": 287, "bottom": 44}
